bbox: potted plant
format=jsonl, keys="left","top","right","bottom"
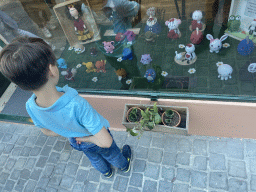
{"left": 126, "top": 103, "right": 162, "bottom": 138}
{"left": 162, "top": 109, "right": 181, "bottom": 127}
{"left": 126, "top": 107, "right": 142, "bottom": 123}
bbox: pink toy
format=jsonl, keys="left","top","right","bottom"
{"left": 206, "top": 34, "right": 228, "bottom": 53}
{"left": 102, "top": 41, "right": 115, "bottom": 53}
{"left": 184, "top": 43, "right": 196, "bottom": 64}
{"left": 165, "top": 18, "right": 181, "bottom": 39}
{"left": 124, "top": 30, "right": 136, "bottom": 42}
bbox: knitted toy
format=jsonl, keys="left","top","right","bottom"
{"left": 144, "top": 68, "right": 156, "bottom": 82}
{"left": 165, "top": 18, "right": 181, "bottom": 39}
{"left": 140, "top": 54, "right": 152, "bottom": 65}
{"left": 82, "top": 62, "right": 96, "bottom": 73}
{"left": 237, "top": 36, "right": 255, "bottom": 56}
{"left": 95, "top": 60, "right": 106, "bottom": 73}
{"left": 227, "top": 15, "right": 241, "bottom": 32}
{"left": 191, "top": 10, "right": 204, "bottom": 30}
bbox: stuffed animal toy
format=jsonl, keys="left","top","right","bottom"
{"left": 102, "top": 41, "right": 115, "bottom": 53}
{"left": 237, "top": 36, "right": 255, "bottom": 56}
{"left": 249, "top": 19, "right": 256, "bottom": 37}
{"left": 191, "top": 10, "right": 204, "bottom": 30}
{"left": 190, "top": 27, "right": 203, "bottom": 44}
{"left": 218, "top": 64, "right": 233, "bottom": 80}
{"left": 165, "top": 18, "right": 181, "bottom": 39}
{"left": 144, "top": 7, "right": 161, "bottom": 34}
{"left": 115, "top": 68, "right": 127, "bottom": 81}
{"left": 61, "top": 68, "right": 77, "bottom": 81}
{"left": 95, "top": 60, "right": 106, "bottom": 73}
{"left": 227, "top": 15, "right": 241, "bottom": 32}
{"left": 115, "top": 33, "right": 125, "bottom": 41}
{"left": 140, "top": 54, "right": 152, "bottom": 65}
{"left": 206, "top": 34, "right": 228, "bottom": 53}
{"left": 82, "top": 62, "right": 97, "bottom": 73}
{"left": 144, "top": 68, "right": 156, "bottom": 83}
{"left": 122, "top": 48, "right": 133, "bottom": 60}
{"left": 66, "top": 2, "right": 94, "bottom": 41}
{"left": 183, "top": 44, "right": 196, "bottom": 64}
{"left": 124, "top": 30, "right": 136, "bottom": 42}
{"left": 57, "top": 58, "right": 67, "bottom": 69}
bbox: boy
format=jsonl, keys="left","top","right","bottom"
{"left": 0, "top": 37, "right": 131, "bottom": 178}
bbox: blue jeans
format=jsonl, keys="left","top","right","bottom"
{"left": 69, "top": 130, "right": 128, "bottom": 174}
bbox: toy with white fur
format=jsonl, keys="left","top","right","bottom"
{"left": 165, "top": 18, "right": 181, "bottom": 39}
{"left": 206, "top": 34, "right": 228, "bottom": 53}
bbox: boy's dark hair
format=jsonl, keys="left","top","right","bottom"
{"left": 0, "top": 37, "right": 56, "bottom": 91}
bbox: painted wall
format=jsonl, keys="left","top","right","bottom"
{"left": 80, "top": 94, "right": 256, "bottom": 139}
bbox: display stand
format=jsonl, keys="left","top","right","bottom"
{"left": 53, "top": 0, "right": 100, "bottom": 47}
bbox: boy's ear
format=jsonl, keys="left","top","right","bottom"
{"left": 49, "top": 64, "right": 58, "bottom": 77}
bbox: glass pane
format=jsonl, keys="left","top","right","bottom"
{"left": 1, "top": 0, "right": 256, "bottom": 101}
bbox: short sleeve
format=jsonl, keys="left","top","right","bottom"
{"left": 77, "top": 99, "right": 105, "bottom": 135}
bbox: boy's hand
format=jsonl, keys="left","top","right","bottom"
{"left": 75, "top": 136, "right": 92, "bottom": 144}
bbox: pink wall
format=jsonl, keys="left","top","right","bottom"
{"left": 80, "top": 94, "right": 256, "bottom": 139}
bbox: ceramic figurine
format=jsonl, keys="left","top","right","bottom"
{"left": 66, "top": 2, "right": 94, "bottom": 41}
{"left": 103, "top": 0, "right": 139, "bottom": 34}
{"left": 248, "top": 63, "right": 256, "bottom": 73}
{"left": 61, "top": 68, "right": 77, "bottom": 81}
{"left": 191, "top": 10, "right": 204, "bottom": 31}
{"left": 140, "top": 54, "right": 152, "bottom": 65}
{"left": 190, "top": 27, "right": 203, "bottom": 44}
{"left": 115, "top": 32, "right": 125, "bottom": 41}
{"left": 90, "top": 47, "right": 98, "bottom": 56}
{"left": 218, "top": 64, "right": 233, "bottom": 80}
{"left": 122, "top": 48, "right": 133, "bottom": 60}
{"left": 237, "top": 36, "right": 255, "bottom": 56}
{"left": 124, "top": 30, "right": 136, "bottom": 42}
{"left": 115, "top": 68, "right": 127, "bottom": 80}
{"left": 82, "top": 62, "right": 97, "bottom": 73}
{"left": 183, "top": 44, "right": 196, "bottom": 64}
{"left": 144, "top": 68, "right": 156, "bottom": 82}
{"left": 144, "top": 7, "right": 161, "bottom": 34}
{"left": 95, "top": 60, "right": 106, "bottom": 73}
{"left": 249, "top": 19, "right": 256, "bottom": 37}
{"left": 102, "top": 41, "right": 115, "bottom": 53}
{"left": 206, "top": 34, "right": 228, "bottom": 53}
{"left": 165, "top": 18, "right": 181, "bottom": 39}
{"left": 57, "top": 58, "right": 67, "bottom": 69}
{"left": 175, "top": 51, "right": 183, "bottom": 60}
{"left": 227, "top": 15, "right": 241, "bottom": 32}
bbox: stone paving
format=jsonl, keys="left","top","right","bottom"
{"left": 1, "top": 121, "right": 256, "bottom": 192}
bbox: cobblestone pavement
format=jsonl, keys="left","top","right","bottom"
{"left": 1, "top": 121, "right": 256, "bottom": 192}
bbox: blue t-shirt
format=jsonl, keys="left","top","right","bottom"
{"left": 26, "top": 85, "right": 110, "bottom": 138}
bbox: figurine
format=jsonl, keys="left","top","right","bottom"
{"left": 190, "top": 10, "right": 204, "bottom": 31}
{"left": 95, "top": 60, "right": 106, "bottom": 73}
{"left": 144, "top": 68, "right": 156, "bottom": 83}
{"left": 102, "top": 0, "right": 140, "bottom": 34}
{"left": 206, "top": 34, "right": 228, "bottom": 53}
{"left": 90, "top": 47, "right": 98, "bottom": 56}
{"left": 66, "top": 2, "right": 94, "bottom": 41}
{"left": 144, "top": 7, "right": 161, "bottom": 34}
{"left": 165, "top": 18, "right": 181, "bottom": 39}
{"left": 140, "top": 54, "right": 152, "bottom": 65}
{"left": 122, "top": 48, "right": 133, "bottom": 60}
{"left": 190, "top": 27, "right": 203, "bottom": 44}
{"left": 115, "top": 68, "right": 127, "bottom": 81}
{"left": 183, "top": 44, "right": 196, "bottom": 64}
{"left": 115, "top": 32, "right": 125, "bottom": 41}
{"left": 57, "top": 58, "right": 67, "bottom": 69}
{"left": 248, "top": 63, "right": 256, "bottom": 73}
{"left": 124, "top": 30, "right": 136, "bottom": 42}
{"left": 237, "top": 36, "right": 255, "bottom": 56}
{"left": 218, "top": 64, "right": 233, "bottom": 80}
{"left": 61, "top": 68, "right": 77, "bottom": 81}
{"left": 74, "top": 47, "right": 85, "bottom": 54}
{"left": 102, "top": 41, "right": 115, "bottom": 53}
{"left": 175, "top": 51, "right": 183, "bottom": 60}
{"left": 249, "top": 19, "right": 256, "bottom": 37}
{"left": 227, "top": 15, "right": 241, "bottom": 32}
{"left": 82, "top": 62, "right": 97, "bottom": 73}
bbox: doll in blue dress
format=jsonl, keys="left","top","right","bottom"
{"left": 144, "top": 7, "right": 161, "bottom": 34}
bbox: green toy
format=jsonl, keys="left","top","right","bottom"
{"left": 227, "top": 15, "right": 241, "bottom": 32}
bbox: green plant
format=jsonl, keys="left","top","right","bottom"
{"left": 164, "top": 109, "right": 174, "bottom": 123}
{"left": 127, "top": 103, "right": 162, "bottom": 138}
{"left": 128, "top": 108, "right": 139, "bottom": 122}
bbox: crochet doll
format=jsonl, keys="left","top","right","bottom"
{"left": 144, "top": 7, "right": 161, "bottom": 34}
{"left": 66, "top": 2, "right": 94, "bottom": 42}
